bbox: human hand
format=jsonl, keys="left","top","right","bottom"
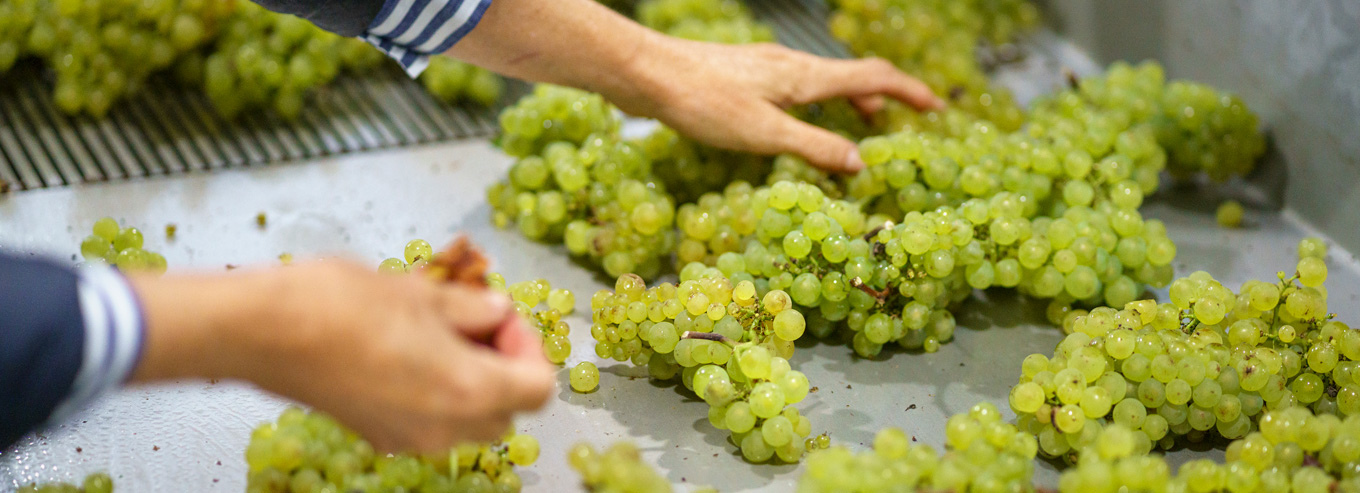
{"left": 129, "top": 260, "right": 555, "bottom": 453}
{"left": 614, "top": 37, "right": 946, "bottom": 173}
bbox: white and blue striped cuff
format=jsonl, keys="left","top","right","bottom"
{"left": 362, "top": 0, "right": 495, "bottom": 77}
{"left": 48, "top": 266, "right": 145, "bottom": 425}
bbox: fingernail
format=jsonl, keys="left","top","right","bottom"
{"left": 484, "top": 291, "right": 512, "bottom": 314}
{"left": 844, "top": 148, "right": 866, "bottom": 172}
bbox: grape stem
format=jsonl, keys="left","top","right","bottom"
{"left": 861, "top": 221, "right": 892, "bottom": 242}
{"left": 848, "top": 276, "right": 889, "bottom": 302}
{"left": 681, "top": 331, "right": 735, "bottom": 344}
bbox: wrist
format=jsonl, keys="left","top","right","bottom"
{"left": 598, "top": 30, "right": 683, "bottom": 119}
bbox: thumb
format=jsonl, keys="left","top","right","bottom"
{"left": 774, "top": 114, "right": 866, "bottom": 174}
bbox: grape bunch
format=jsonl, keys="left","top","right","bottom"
{"left": 635, "top": 0, "right": 771, "bottom": 44}
{"left": 635, "top": 0, "right": 774, "bottom": 45}
{"left": 494, "top": 85, "right": 620, "bottom": 159}
{"left": 0, "top": 0, "right": 233, "bottom": 117}
{"left": 245, "top": 407, "right": 539, "bottom": 493}
{"left": 588, "top": 270, "right": 815, "bottom": 462}
{"left": 1041, "top": 61, "right": 1267, "bottom": 182}
{"left": 567, "top": 441, "right": 673, "bottom": 493}
{"left": 199, "top": 1, "right": 384, "bottom": 120}
{"left": 1009, "top": 238, "right": 1344, "bottom": 458}
{"left": 488, "top": 86, "right": 683, "bottom": 279}
{"left": 488, "top": 273, "right": 577, "bottom": 365}
{"left": 798, "top": 402, "right": 1038, "bottom": 493}
{"left": 79, "top": 217, "right": 168, "bottom": 274}
{"left": 825, "top": 0, "right": 1038, "bottom": 131}
{"left": 419, "top": 56, "right": 504, "bottom": 107}
{"left": 14, "top": 473, "right": 115, "bottom": 493}
{"left": 1061, "top": 407, "right": 1360, "bottom": 493}
{"left": 377, "top": 238, "right": 438, "bottom": 273}
{"left": 640, "top": 126, "right": 773, "bottom": 206}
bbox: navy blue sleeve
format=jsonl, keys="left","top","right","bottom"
{"left": 0, "top": 252, "right": 84, "bottom": 449}
{"left": 251, "top": 0, "right": 385, "bottom": 37}
{"left": 251, "top": 0, "right": 496, "bottom": 76}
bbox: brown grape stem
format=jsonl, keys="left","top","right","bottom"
{"left": 682, "top": 331, "right": 734, "bottom": 344}
{"left": 849, "top": 277, "right": 889, "bottom": 302}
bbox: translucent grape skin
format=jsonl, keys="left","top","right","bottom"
{"left": 571, "top": 362, "right": 600, "bottom": 393}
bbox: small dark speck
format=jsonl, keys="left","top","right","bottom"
{"left": 153, "top": 445, "right": 160, "bottom": 451}
{"left": 216, "top": 461, "right": 222, "bottom": 466}
{"left": 959, "top": 363, "right": 965, "bottom": 367}
{"left": 76, "top": 447, "right": 82, "bottom": 453}
{"left": 213, "top": 479, "right": 219, "bottom": 483}
{"left": 226, "top": 264, "right": 238, "bottom": 270}
{"left": 713, "top": 453, "right": 718, "bottom": 457}
{"left": 846, "top": 384, "right": 852, "bottom": 389}
{"left": 906, "top": 404, "right": 917, "bottom": 412}
{"left": 810, "top": 386, "right": 819, "bottom": 393}
{"left": 912, "top": 436, "right": 918, "bottom": 442}
{"left": 71, "top": 254, "right": 78, "bottom": 261}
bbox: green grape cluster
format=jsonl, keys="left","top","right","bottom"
{"left": 419, "top": 56, "right": 504, "bottom": 106}
{"left": 588, "top": 269, "right": 815, "bottom": 462}
{"left": 245, "top": 407, "right": 539, "bottom": 493}
{"left": 377, "top": 238, "right": 438, "bottom": 273}
{"left": 488, "top": 273, "right": 576, "bottom": 365}
{"left": 567, "top": 441, "right": 672, "bottom": 493}
{"left": 635, "top": 0, "right": 774, "bottom": 49}
{"left": 1061, "top": 407, "right": 1360, "bottom": 493}
{"left": 1039, "top": 61, "right": 1266, "bottom": 181}
{"left": 826, "top": 0, "right": 1038, "bottom": 131}
{"left": 640, "top": 126, "right": 773, "bottom": 206}
{"left": 495, "top": 85, "right": 620, "bottom": 158}
{"left": 0, "top": 0, "right": 233, "bottom": 117}
{"left": 636, "top": 0, "right": 756, "bottom": 34}
{"left": 1157, "top": 80, "right": 1266, "bottom": 181}
{"left": 488, "top": 86, "right": 684, "bottom": 279}
{"left": 79, "top": 216, "right": 168, "bottom": 274}
{"left": 798, "top": 402, "right": 1038, "bottom": 492}
{"left": 1010, "top": 239, "right": 1346, "bottom": 459}
{"left": 199, "top": 1, "right": 384, "bottom": 119}
{"left": 14, "top": 472, "right": 115, "bottom": 493}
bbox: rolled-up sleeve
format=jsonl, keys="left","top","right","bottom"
{"left": 254, "top": 0, "right": 494, "bottom": 77}
{"left": 0, "top": 253, "right": 145, "bottom": 449}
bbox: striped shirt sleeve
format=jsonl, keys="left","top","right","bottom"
{"left": 362, "top": 0, "right": 495, "bottom": 76}
{"left": 0, "top": 252, "right": 145, "bottom": 449}
{"left": 46, "top": 266, "right": 146, "bottom": 425}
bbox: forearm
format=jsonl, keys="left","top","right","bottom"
{"left": 127, "top": 271, "right": 282, "bottom": 384}
{"left": 445, "top": 0, "right": 667, "bottom": 111}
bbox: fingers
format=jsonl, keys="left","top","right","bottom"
{"left": 493, "top": 316, "right": 547, "bottom": 362}
{"left": 768, "top": 110, "right": 867, "bottom": 173}
{"left": 464, "top": 345, "right": 555, "bottom": 413}
{"left": 794, "top": 56, "right": 945, "bottom": 111}
{"left": 439, "top": 284, "right": 514, "bottom": 341}
{"left": 849, "top": 95, "right": 886, "bottom": 117}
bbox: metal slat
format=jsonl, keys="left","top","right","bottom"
{"left": 147, "top": 80, "right": 231, "bottom": 171}
{"left": 14, "top": 78, "right": 95, "bottom": 183}
{"left": 20, "top": 77, "right": 108, "bottom": 182}
{"left": 0, "top": 94, "right": 66, "bottom": 187}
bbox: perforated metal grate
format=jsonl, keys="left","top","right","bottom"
{"left": 0, "top": 0, "right": 844, "bottom": 193}
{"left": 0, "top": 62, "right": 530, "bottom": 192}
